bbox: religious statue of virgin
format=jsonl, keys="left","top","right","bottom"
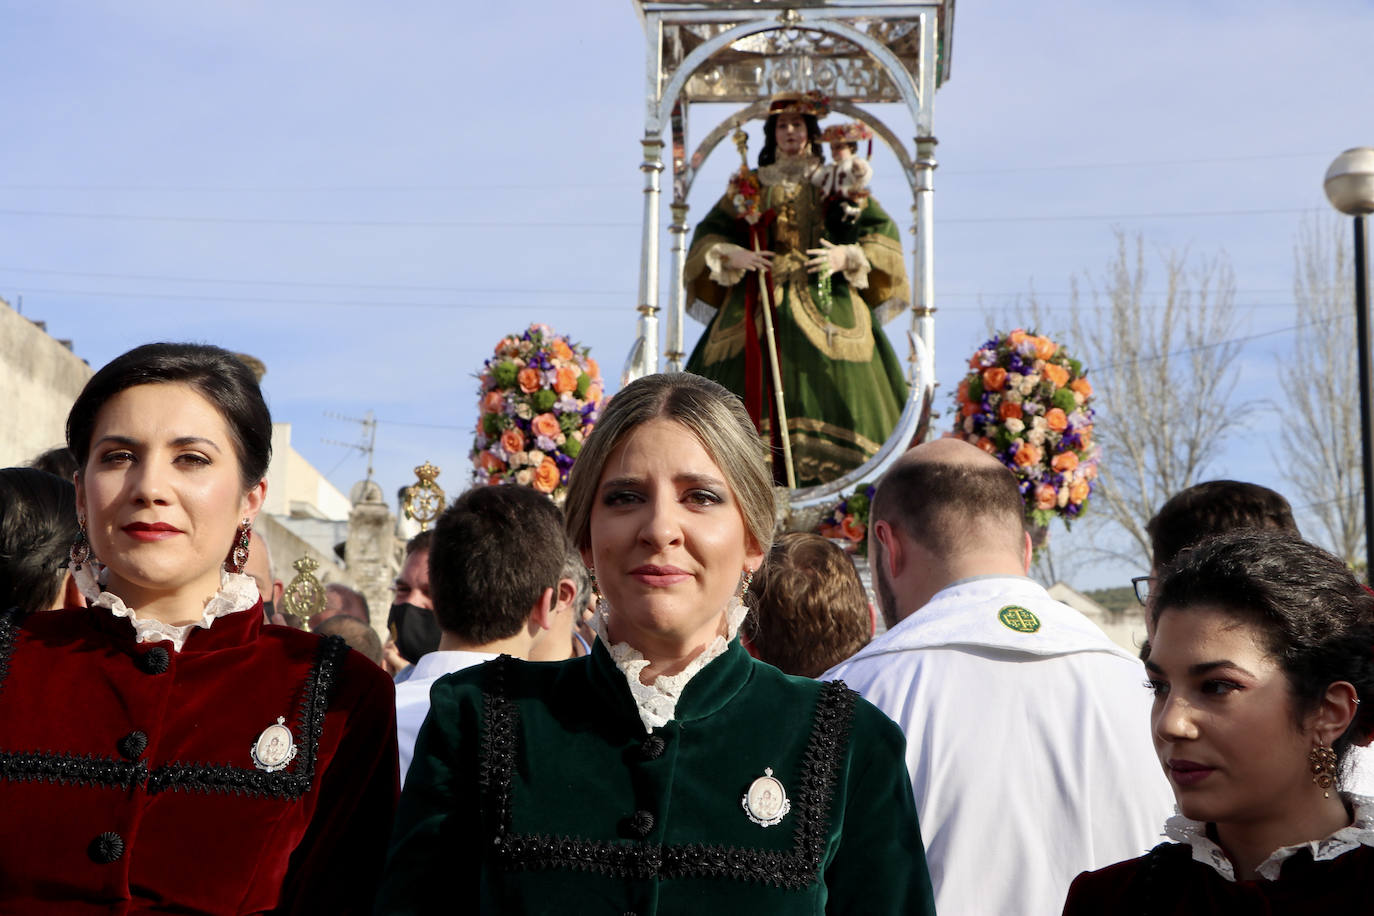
{"left": 683, "top": 92, "right": 909, "bottom": 488}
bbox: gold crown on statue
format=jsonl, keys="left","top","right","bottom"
{"left": 768, "top": 90, "right": 830, "bottom": 119}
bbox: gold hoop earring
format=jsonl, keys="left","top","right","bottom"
{"left": 1310, "top": 743, "right": 1338, "bottom": 798}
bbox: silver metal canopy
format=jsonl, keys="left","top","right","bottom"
{"left": 628, "top": 0, "right": 956, "bottom": 524}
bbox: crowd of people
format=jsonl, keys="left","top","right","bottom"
{"left": 0, "top": 340, "right": 1372, "bottom": 914}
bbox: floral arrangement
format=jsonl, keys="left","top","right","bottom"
{"left": 471, "top": 323, "right": 604, "bottom": 503}
{"left": 817, "top": 483, "right": 876, "bottom": 555}
{"left": 728, "top": 167, "right": 762, "bottom": 225}
{"left": 952, "top": 329, "right": 1099, "bottom": 529}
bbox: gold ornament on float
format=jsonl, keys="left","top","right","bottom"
{"left": 283, "top": 556, "right": 327, "bottom": 621}
{"left": 403, "top": 461, "right": 446, "bottom": 531}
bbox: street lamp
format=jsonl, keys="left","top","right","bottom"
{"left": 1324, "top": 147, "right": 1374, "bottom": 580}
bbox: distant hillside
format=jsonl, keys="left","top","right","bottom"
{"left": 1084, "top": 586, "right": 1136, "bottom": 614}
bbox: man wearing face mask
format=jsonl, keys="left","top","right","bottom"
{"left": 384, "top": 531, "right": 441, "bottom": 680}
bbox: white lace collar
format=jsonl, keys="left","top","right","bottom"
{"left": 594, "top": 597, "right": 749, "bottom": 734}
{"left": 1164, "top": 794, "right": 1374, "bottom": 882}
{"left": 74, "top": 563, "right": 261, "bottom": 652}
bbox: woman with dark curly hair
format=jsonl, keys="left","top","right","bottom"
{"left": 1063, "top": 530, "right": 1374, "bottom": 913}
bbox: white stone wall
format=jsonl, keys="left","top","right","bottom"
{"left": 0, "top": 299, "right": 93, "bottom": 469}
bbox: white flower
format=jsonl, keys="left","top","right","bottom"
{"left": 1032, "top": 415, "right": 1049, "bottom": 430}
{"left": 1057, "top": 486, "right": 1070, "bottom": 508}
{"left": 514, "top": 402, "right": 533, "bottom": 420}
{"left": 1027, "top": 428, "right": 1047, "bottom": 446}
{"left": 1004, "top": 417, "right": 1025, "bottom": 434}
{"left": 963, "top": 416, "right": 976, "bottom": 433}
{"left": 1019, "top": 373, "right": 1040, "bottom": 395}
{"left": 516, "top": 469, "right": 534, "bottom": 486}
{"left": 526, "top": 449, "right": 546, "bottom": 464}
{"left": 1004, "top": 389, "right": 1024, "bottom": 405}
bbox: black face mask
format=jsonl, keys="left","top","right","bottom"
{"left": 388, "top": 602, "right": 441, "bottom": 664}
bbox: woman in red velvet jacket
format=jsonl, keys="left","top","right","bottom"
{"left": 0, "top": 343, "right": 398, "bottom": 914}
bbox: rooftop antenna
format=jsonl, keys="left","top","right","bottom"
{"left": 323, "top": 410, "right": 377, "bottom": 483}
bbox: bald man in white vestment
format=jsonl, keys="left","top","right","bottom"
{"left": 825, "top": 440, "right": 1173, "bottom": 916}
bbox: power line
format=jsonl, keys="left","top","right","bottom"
{"left": 3, "top": 285, "right": 631, "bottom": 312}
{"left": 0, "top": 205, "right": 1319, "bottom": 229}
{"left": 0, "top": 150, "right": 1332, "bottom": 193}
{"left": 1093, "top": 318, "right": 1334, "bottom": 374}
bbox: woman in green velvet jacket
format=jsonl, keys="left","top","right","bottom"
{"left": 377, "top": 372, "right": 934, "bottom": 915}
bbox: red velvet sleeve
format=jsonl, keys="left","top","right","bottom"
{"left": 277, "top": 650, "right": 400, "bottom": 915}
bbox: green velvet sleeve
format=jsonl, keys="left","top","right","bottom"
{"left": 823, "top": 701, "right": 935, "bottom": 915}
{"left": 374, "top": 675, "right": 483, "bottom": 915}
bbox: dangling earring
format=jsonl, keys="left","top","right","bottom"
{"left": 739, "top": 567, "right": 754, "bottom": 601}
{"left": 225, "top": 519, "right": 252, "bottom": 575}
{"left": 1310, "top": 743, "right": 1338, "bottom": 798}
{"left": 69, "top": 518, "right": 91, "bottom": 571}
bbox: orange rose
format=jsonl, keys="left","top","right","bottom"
{"left": 1033, "top": 336, "right": 1058, "bottom": 360}
{"left": 487, "top": 474, "right": 502, "bottom": 486}
{"left": 1012, "top": 443, "right": 1042, "bottom": 467}
{"left": 586, "top": 358, "right": 600, "bottom": 379}
{"left": 1078, "top": 426, "right": 1094, "bottom": 448}
{"left": 551, "top": 339, "right": 573, "bottom": 361}
{"left": 530, "top": 412, "right": 560, "bottom": 439}
{"left": 1043, "top": 363, "right": 1069, "bottom": 388}
{"left": 961, "top": 401, "right": 980, "bottom": 418}
{"left": 957, "top": 378, "right": 970, "bottom": 403}
{"left": 1069, "top": 479, "right": 1090, "bottom": 504}
{"left": 517, "top": 367, "right": 542, "bottom": 394}
{"left": 1034, "top": 483, "right": 1057, "bottom": 510}
{"left": 975, "top": 437, "right": 996, "bottom": 454}
{"left": 1052, "top": 451, "right": 1079, "bottom": 473}
{"left": 982, "top": 367, "right": 1008, "bottom": 392}
{"left": 999, "top": 401, "right": 1023, "bottom": 420}
{"left": 478, "top": 451, "right": 506, "bottom": 473}
{"left": 500, "top": 427, "right": 525, "bottom": 455}
{"left": 1008, "top": 329, "right": 1029, "bottom": 347}
{"left": 1045, "top": 408, "right": 1068, "bottom": 432}
{"left": 481, "top": 390, "right": 505, "bottom": 414}
{"left": 553, "top": 366, "right": 579, "bottom": 394}
{"left": 969, "top": 353, "right": 983, "bottom": 369}
{"left": 1070, "top": 377, "right": 1093, "bottom": 399}
{"left": 840, "top": 514, "right": 865, "bottom": 543}
{"left": 532, "top": 457, "right": 560, "bottom": 494}
{"left": 587, "top": 383, "right": 603, "bottom": 403}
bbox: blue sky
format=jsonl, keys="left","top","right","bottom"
{"left": 3, "top": 0, "right": 1371, "bottom": 587}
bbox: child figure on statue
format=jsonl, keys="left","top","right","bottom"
{"left": 813, "top": 121, "right": 875, "bottom": 236}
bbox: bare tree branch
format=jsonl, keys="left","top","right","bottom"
{"left": 1277, "top": 216, "right": 1362, "bottom": 566}
{"left": 1069, "top": 231, "right": 1247, "bottom": 568}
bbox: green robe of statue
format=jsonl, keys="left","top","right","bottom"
{"left": 684, "top": 155, "right": 909, "bottom": 488}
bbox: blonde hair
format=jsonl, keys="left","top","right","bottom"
{"left": 564, "top": 373, "right": 775, "bottom": 556}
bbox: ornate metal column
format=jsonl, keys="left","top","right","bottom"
{"left": 911, "top": 135, "right": 938, "bottom": 393}
{"left": 666, "top": 200, "right": 690, "bottom": 371}
{"left": 630, "top": 138, "right": 665, "bottom": 381}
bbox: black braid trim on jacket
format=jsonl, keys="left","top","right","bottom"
{"left": 0, "top": 751, "right": 147, "bottom": 789}
{"left": 147, "top": 634, "right": 347, "bottom": 799}
{"left": 0, "top": 607, "right": 21, "bottom": 695}
{"left": 479, "top": 662, "right": 859, "bottom": 890}
{"left": 1132, "top": 842, "right": 1189, "bottom": 916}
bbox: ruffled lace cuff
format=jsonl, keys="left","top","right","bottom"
{"left": 841, "top": 243, "right": 871, "bottom": 290}
{"left": 706, "top": 243, "right": 748, "bottom": 287}
{"left": 1163, "top": 794, "right": 1374, "bottom": 882}
{"left": 75, "top": 564, "right": 261, "bottom": 652}
{"left": 594, "top": 597, "right": 750, "bottom": 733}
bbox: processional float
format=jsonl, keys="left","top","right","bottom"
{"left": 628, "top": 0, "right": 956, "bottom": 529}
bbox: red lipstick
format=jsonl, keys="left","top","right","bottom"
{"left": 123, "top": 522, "right": 182, "bottom": 542}
{"left": 1166, "top": 759, "right": 1216, "bottom": 787}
